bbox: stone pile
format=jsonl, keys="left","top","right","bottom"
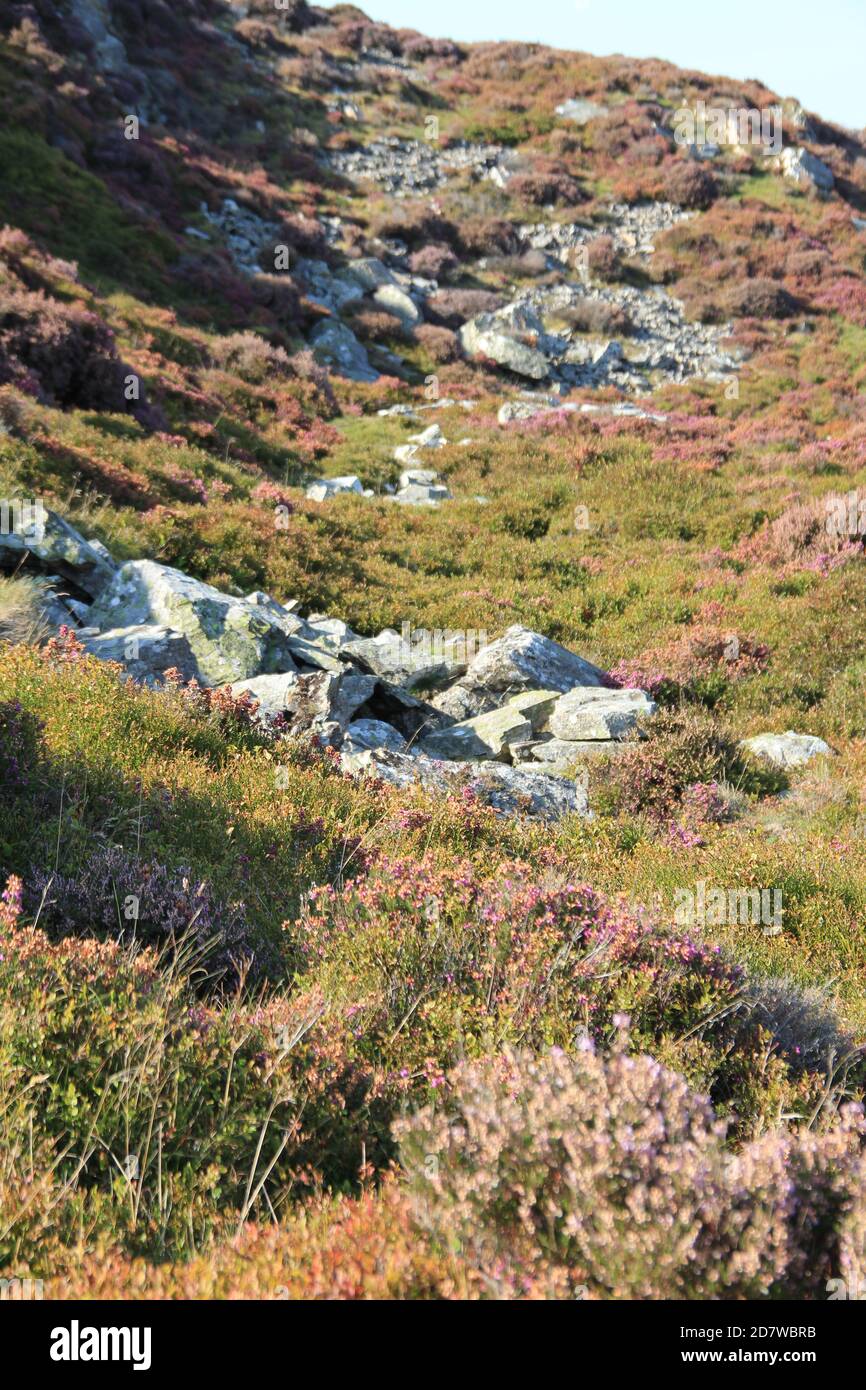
{"left": 8, "top": 508, "right": 664, "bottom": 821}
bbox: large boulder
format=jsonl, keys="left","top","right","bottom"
{"left": 435, "top": 625, "right": 608, "bottom": 719}
{"left": 309, "top": 320, "right": 378, "bottom": 382}
{"left": 739, "top": 731, "right": 832, "bottom": 769}
{"left": 281, "top": 668, "right": 376, "bottom": 732}
{"left": 373, "top": 283, "right": 421, "bottom": 326}
{"left": 343, "top": 627, "right": 468, "bottom": 691}
{"left": 0, "top": 506, "right": 115, "bottom": 598}
{"left": 549, "top": 686, "right": 657, "bottom": 741}
{"left": 459, "top": 313, "right": 550, "bottom": 380}
{"left": 778, "top": 146, "right": 833, "bottom": 191}
{"left": 305, "top": 475, "right": 364, "bottom": 502}
{"left": 89, "top": 560, "right": 299, "bottom": 687}
{"left": 342, "top": 746, "right": 589, "bottom": 820}
{"left": 342, "top": 718, "right": 407, "bottom": 755}
{"left": 225, "top": 671, "right": 299, "bottom": 720}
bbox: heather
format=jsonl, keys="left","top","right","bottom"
{"left": 0, "top": 0, "right": 865, "bottom": 1301}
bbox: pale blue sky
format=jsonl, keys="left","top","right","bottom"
{"left": 319, "top": 0, "right": 866, "bottom": 131}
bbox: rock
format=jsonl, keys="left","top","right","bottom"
{"left": 304, "top": 616, "right": 361, "bottom": 647}
{"left": 555, "top": 98, "right": 607, "bottom": 124}
{"left": 0, "top": 506, "right": 116, "bottom": 598}
{"left": 391, "top": 483, "right": 451, "bottom": 505}
{"left": 282, "top": 668, "right": 377, "bottom": 732}
{"left": 467, "top": 763, "right": 591, "bottom": 820}
{"left": 343, "top": 627, "right": 468, "bottom": 691}
{"left": 294, "top": 258, "right": 365, "bottom": 313}
{"left": 309, "top": 320, "right": 378, "bottom": 382}
{"left": 305, "top": 475, "right": 364, "bottom": 501}
{"left": 80, "top": 624, "right": 198, "bottom": 686}
{"left": 516, "top": 736, "right": 627, "bottom": 766}
{"left": 88, "top": 560, "right": 299, "bottom": 687}
{"left": 435, "top": 625, "right": 608, "bottom": 718}
{"left": 373, "top": 283, "right": 421, "bottom": 325}
{"left": 549, "top": 686, "right": 657, "bottom": 740}
{"left": 340, "top": 747, "right": 590, "bottom": 820}
{"left": 341, "top": 745, "right": 451, "bottom": 793}
{"left": 344, "top": 257, "right": 396, "bottom": 291}
{"left": 342, "top": 718, "right": 407, "bottom": 755}
{"left": 778, "top": 146, "right": 834, "bottom": 191}
{"left": 419, "top": 705, "right": 533, "bottom": 762}
{"left": 226, "top": 671, "right": 299, "bottom": 720}
{"left": 407, "top": 424, "right": 446, "bottom": 448}
{"left": 506, "top": 689, "right": 560, "bottom": 730}
{"left": 739, "top": 731, "right": 832, "bottom": 769}
{"left": 398, "top": 467, "right": 439, "bottom": 489}
{"left": 459, "top": 315, "right": 550, "bottom": 380}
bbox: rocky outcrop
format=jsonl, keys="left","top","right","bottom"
{"left": 434, "top": 625, "right": 609, "bottom": 719}
{"left": 0, "top": 506, "right": 116, "bottom": 599}
{"left": 88, "top": 561, "right": 299, "bottom": 687}
{"left": 778, "top": 147, "right": 834, "bottom": 192}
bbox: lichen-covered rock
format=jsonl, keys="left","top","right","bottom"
{"left": 80, "top": 624, "right": 197, "bottom": 686}
{"left": 309, "top": 320, "right": 378, "bottom": 381}
{"left": 778, "top": 146, "right": 834, "bottom": 191}
{"left": 0, "top": 506, "right": 116, "bottom": 598}
{"left": 342, "top": 746, "right": 590, "bottom": 820}
{"left": 305, "top": 475, "right": 363, "bottom": 502}
{"left": 420, "top": 705, "right": 532, "bottom": 762}
{"left": 342, "top": 718, "right": 407, "bottom": 755}
{"left": 224, "top": 671, "right": 299, "bottom": 720}
{"left": 435, "top": 625, "right": 608, "bottom": 718}
{"left": 282, "top": 668, "right": 377, "bottom": 732}
{"left": 459, "top": 314, "right": 550, "bottom": 379}
{"left": 88, "top": 560, "right": 298, "bottom": 687}
{"left": 739, "top": 731, "right": 832, "bottom": 768}
{"left": 343, "top": 628, "right": 468, "bottom": 691}
{"left": 549, "top": 686, "right": 657, "bottom": 740}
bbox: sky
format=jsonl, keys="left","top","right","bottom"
{"left": 318, "top": 0, "right": 866, "bottom": 131}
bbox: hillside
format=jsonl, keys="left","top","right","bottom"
{"left": 2, "top": 0, "right": 866, "bottom": 1303}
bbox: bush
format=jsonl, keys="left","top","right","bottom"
{"left": 414, "top": 323, "right": 458, "bottom": 362}
{"left": 425, "top": 288, "right": 505, "bottom": 328}
{"left": 556, "top": 297, "right": 633, "bottom": 335}
{"left": 396, "top": 1046, "right": 866, "bottom": 1299}
{"left": 27, "top": 844, "right": 261, "bottom": 986}
{"left": 209, "top": 332, "right": 291, "bottom": 384}
{"left": 0, "top": 287, "right": 145, "bottom": 416}
{"left": 509, "top": 161, "right": 585, "bottom": 207}
{"left": 408, "top": 243, "right": 459, "bottom": 280}
{"left": 603, "top": 707, "right": 749, "bottom": 820}
{"left": 297, "top": 853, "right": 833, "bottom": 1133}
{"left": 663, "top": 161, "right": 719, "bottom": 209}
{"left": 586, "top": 234, "right": 620, "bottom": 281}
{"left": 724, "top": 277, "right": 800, "bottom": 319}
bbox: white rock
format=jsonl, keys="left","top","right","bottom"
{"left": 549, "top": 686, "right": 657, "bottom": 741}
{"left": 739, "top": 731, "right": 832, "bottom": 769}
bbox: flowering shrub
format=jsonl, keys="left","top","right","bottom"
{"left": 396, "top": 1046, "right": 866, "bottom": 1299}
{"left": 297, "top": 854, "right": 824, "bottom": 1131}
{"left": 601, "top": 708, "right": 752, "bottom": 820}
{"left": 0, "top": 698, "right": 43, "bottom": 793}
{"left": 28, "top": 845, "right": 259, "bottom": 985}
{"left": 662, "top": 161, "right": 718, "bottom": 209}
